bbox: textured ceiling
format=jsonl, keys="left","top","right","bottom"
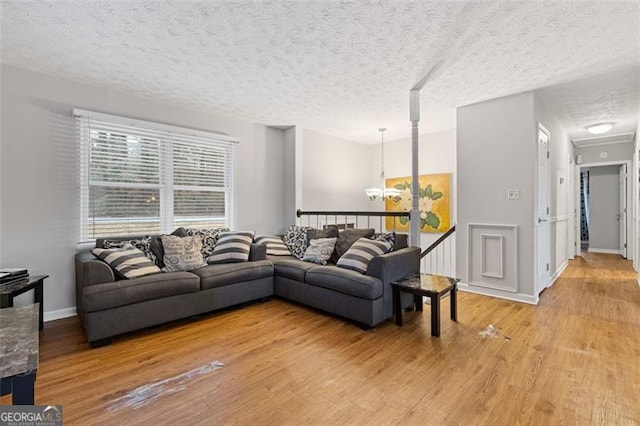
{"left": 1, "top": 1, "right": 639, "bottom": 143}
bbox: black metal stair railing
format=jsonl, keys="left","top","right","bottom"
{"left": 296, "top": 209, "right": 410, "bottom": 232}
{"left": 420, "top": 225, "right": 456, "bottom": 277}
{"left": 296, "top": 210, "right": 455, "bottom": 277}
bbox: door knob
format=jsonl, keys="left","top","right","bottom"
{"left": 538, "top": 218, "right": 547, "bottom": 223}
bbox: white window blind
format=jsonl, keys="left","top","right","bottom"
{"left": 75, "top": 109, "right": 237, "bottom": 241}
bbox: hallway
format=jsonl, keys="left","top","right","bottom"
{"left": 534, "top": 252, "right": 639, "bottom": 423}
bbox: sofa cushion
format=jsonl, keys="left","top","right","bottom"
{"left": 305, "top": 266, "right": 383, "bottom": 300}
{"left": 191, "top": 260, "right": 274, "bottom": 290}
{"left": 83, "top": 271, "right": 199, "bottom": 312}
{"left": 91, "top": 246, "right": 161, "bottom": 279}
{"left": 270, "top": 257, "right": 317, "bottom": 281}
{"left": 161, "top": 235, "right": 207, "bottom": 272}
{"left": 207, "top": 231, "right": 255, "bottom": 264}
{"left": 337, "top": 238, "right": 392, "bottom": 274}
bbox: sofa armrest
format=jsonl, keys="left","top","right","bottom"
{"left": 367, "top": 246, "right": 421, "bottom": 320}
{"left": 366, "top": 246, "right": 420, "bottom": 284}
{"left": 75, "top": 251, "right": 116, "bottom": 315}
{"left": 249, "top": 243, "right": 267, "bottom": 261}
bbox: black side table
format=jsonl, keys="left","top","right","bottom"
{"left": 391, "top": 273, "right": 459, "bottom": 337}
{"left": 0, "top": 275, "right": 48, "bottom": 330}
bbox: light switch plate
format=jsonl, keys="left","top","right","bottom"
{"left": 507, "top": 189, "right": 520, "bottom": 200}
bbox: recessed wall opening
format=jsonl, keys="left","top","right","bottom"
{"left": 577, "top": 163, "right": 629, "bottom": 258}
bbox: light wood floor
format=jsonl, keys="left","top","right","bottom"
{"left": 2, "top": 253, "right": 639, "bottom": 425}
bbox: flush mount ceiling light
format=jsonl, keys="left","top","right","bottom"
{"left": 585, "top": 122, "right": 615, "bottom": 135}
{"left": 365, "top": 128, "right": 402, "bottom": 201}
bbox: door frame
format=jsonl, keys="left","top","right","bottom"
{"left": 574, "top": 160, "right": 632, "bottom": 258}
{"left": 534, "top": 124, "right": 551, "bottom": 295}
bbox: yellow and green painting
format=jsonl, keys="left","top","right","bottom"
{"left": 385, "top": 173, "right": 451, "bottom": 233}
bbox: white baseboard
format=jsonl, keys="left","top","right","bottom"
{"left": 549, "top": 260, "right": 569, "bottom": 287}
{"left": 44, "top": 306, "right": 76, "bottom": 322}
{"left": 457, "top": 282, "right": 538, "bottom": 305}
{"left": 588, "top": 248, "right": 621, "bottom": 255}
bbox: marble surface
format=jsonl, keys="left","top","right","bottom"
{"left": 0, "top": 304, "right": 39, "bottom": 378}
{"left": 0, "top": 275, "right": 46, "bottom": 295}
{"left": 393, "top": 273, "right": 458, "bottom": 294}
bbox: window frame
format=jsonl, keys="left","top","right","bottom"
{"left": 75, "top": 109, "right": 238, "bottom": 242}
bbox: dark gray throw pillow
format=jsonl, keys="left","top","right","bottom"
{"left": 335, "top": 228, "right": 375, "bottom": 259}
{"left": 306, "top": 225, "right": 339, "bottom": 241}
{"left": 394, "top": 233, "right": 409, "bottom": 250}
{"left": 150, "top": 227, "right": 187, "bottom": 268}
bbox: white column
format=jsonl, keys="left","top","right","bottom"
{"left": 409, "top": 89, "right": 421, "bottom": 246}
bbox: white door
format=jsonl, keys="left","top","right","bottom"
{"left": 535, "top": 126, "right": 551, "bottom": 294}
{"left": 619, "top": 164, "right": 627, "bottom": 258}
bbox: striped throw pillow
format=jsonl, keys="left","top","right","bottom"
{"left": 92, "top": 246, "right": 161, "bottom": 279}
{"left": 208, "top": 231, "right": 255, "bottom": 264}
{"left": 255, "top": 236, "right": 291, "bottom": 256}
{"left": 102, "top": 237, "right": 157, "bottom": 263}
{"left": 336, "top": 238, "right": 392, "bottom": 274}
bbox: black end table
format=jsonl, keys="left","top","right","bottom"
{"left": 391, "top": 273, "right": 459, "bottom": 337}
{"left": 0, "top": 275, "right": 48, "bottom": 330}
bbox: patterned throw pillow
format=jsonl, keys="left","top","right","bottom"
{"left": 103, "top": 237, "right": 157, "bottom": 264}
{"left": 302, "top": 237, "right": 338, "bottom": 265}
{"left": 92, "top": 246, "right": 161, "bottom": 279}
{"left": 283, "top": 225, "right": 314, "bottom": 260}
{"left": 151, "top": 228, "right": 187, "bottom": 268}
{"left": 337, "top": 238, "right": 392, "bottom": 274}
{"left": 184, "top": 227, "right": 230, "bottom": 258}
{"left": 372, "top": 232, "right": 396, "bottom": 251}
{"left": 207, "top": 231, "right": 255, "bottom": 264}
{"left": 255, "top": 236, "right": 291, "bottom": 256}
{"left": 160, "top": 235, "right": 207, "bottom": 272}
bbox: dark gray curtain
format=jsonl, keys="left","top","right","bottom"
{"left": 580, "top": 170, "right": 589, "bottom": 241}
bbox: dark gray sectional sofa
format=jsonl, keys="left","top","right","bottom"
{"left": 75, "top": 235, "right": 420, "bottom": 347}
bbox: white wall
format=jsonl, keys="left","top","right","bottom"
{"left": 296, "top": 127, "right": 457, "bottom": 276}
{"left": 0, "top": 65, "right": 290, "bottom": 319}
{"left": 283, "top": 127, "right": 297, "bottom": 226}
{"left": 376, "top": 129, "right": 457, "bottom": 276}
{"left": 576, "top": 142, "right": 634, "bottom": 164}
{"left": 534, "top": 94, "right": 573, "bottom": 280}
{"left": 457, "top": 92, "right": 537, "bottom": 303}
{"left": 587, "top": 165, "right": 621, "bottom": 252}
{"left": 635, "top": 127, "right": 640, "bottom": 275}
{"left": 299, "top": 129, "right": 372, "bottom": 212}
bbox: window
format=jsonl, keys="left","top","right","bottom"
{"left": 75, "top": 110, "right": 237, "bottom": 241}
